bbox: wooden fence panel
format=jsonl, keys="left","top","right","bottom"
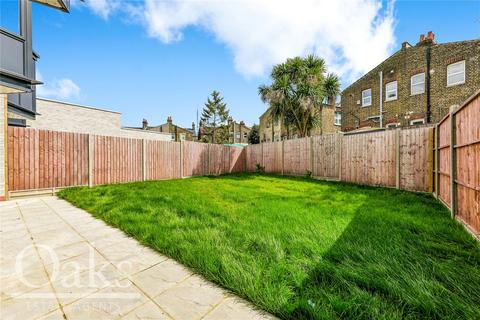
{"left": 183, "top": 141, "right": 209, "bottom": 177}
{"left": 454, "top": 93, "right": 480, "bottom": 234}
{"left": 341, "top": 131, "right": 396, "bottom": 187}
{"left": 246, "top": 144, "right": 263, "bottom": 172}
{"left": 229, "top": 147, "right": 245, "bottom": 173}
{"left": 283, "top": 137, "right": 310, "bottom": 176}
{"left": 146, "top": 140, "right": 181, "bottom": 180}
{"left": 263, "top": 142, "right": 282, "bottom": 174}
{"left": 438, "top": 116, "right": 451, "bottom": 206}
{"left": 312, "top": 134, "right": 340, "bottom": 179}
{"left": 209, "top": 144, "right": 227, "bottom": 175}
{"left": 7, "top": 127, "right": 88, "bottom": 191}
{"left": 93, "top": 136, "right": 142, "bottom": 185}
{"left": 400, "top": 127, "right": 433, "bottom": 192}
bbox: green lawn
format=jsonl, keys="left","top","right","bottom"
{"left": 59, "top": 174, "right": 480, "bottom": 319}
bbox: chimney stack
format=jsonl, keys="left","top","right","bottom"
{"left": 426, "top": 31, "right": 435, "bottom": 41}
{"left": 417, "top": 31, "right": 436, "bottom": 46}
{"left": 192, "top": 122, "right": 196, "bottom": 131}
{"left": 167, "top": 116, "right": 172, "bottom": 124}
{"left": 142, "top": 118, "right": 148, "bottom": 130}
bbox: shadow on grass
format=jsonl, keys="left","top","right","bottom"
{"left": 59, "top": 173, "right": 480, "bottom": 320}
{"left": 284, "top": 197, "right": 480, "bottom": 320}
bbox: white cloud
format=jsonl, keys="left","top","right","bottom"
{"left": 79, "top": 0, "right": 397, "bottom": 82}
{"left": 138, "top": 0, "right": 396, "bottom": 81}
{"left": 73, "top": 0, "right": 120, "bottom": 19}
{"left": 36, "top": 71, "right": 81, "bottom": 100}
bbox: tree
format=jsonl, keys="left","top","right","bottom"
{"left": 259, "top": 55, "right": 341, "bottom": 137}
{"left": 201, "top": 91, "right": 230, "bottom": 144}
{"left": 247, "top": 124, "right": 260, "bottom": 144}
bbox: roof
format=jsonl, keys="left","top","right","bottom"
{"left": 36, "top": 97, "right": 121, "bottom": 114}
{"left": 342, "top": 38, "right": 480, "bottom": 93}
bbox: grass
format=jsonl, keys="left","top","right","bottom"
{"left": 59, "top": 174, "right": 480, "bottom": 319}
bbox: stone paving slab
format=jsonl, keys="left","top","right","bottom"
{"left": 0, "top": 196, "right": 276, "bottom": 320}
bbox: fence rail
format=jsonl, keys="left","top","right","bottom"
{"left": 435, "top": 90, "right": 479, "bottom": 236}
{"left": 5, "top": 91, "right": 479, "bottom": 237}
{"left": 246, "top": 126, "right": 434, "bottom": 192}
{"left": 7, "top": 128, "right": 245, "bottom": 192}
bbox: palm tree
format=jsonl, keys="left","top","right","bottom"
{"left": 258, "top": 55, "right": 340, "bottom": 138}
{"left": 324, "top": 73, "right": 341, "bottom": 107}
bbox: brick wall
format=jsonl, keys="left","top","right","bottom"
{"left": 10, "top": 98, "right": 171, "bottom": 141}
{"left": 0, "top": 95, "right": 6, "bottom": 200}
{"left": 341, "top": 38, "right": 480, "bottom": 131}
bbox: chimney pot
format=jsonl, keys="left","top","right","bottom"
{"left": 142, "top": 118, "right": 148, "bottom": 130}
{"left": 427, "top": 31, "right": 434, "bottom": 41}
{"left": 419, "top": 34, "right": 425, "bottom": 42}
{"left": 167, "top": 116, "right": 172, "bottom": 123}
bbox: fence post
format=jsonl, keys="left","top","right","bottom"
{"left": 395, "top": 128, "right": 401, "bottom": 189}
{"left": 433, "top": 125, "right": 439, "bottom": 197}
{"left": 207, "top": 143, "right": 211, "bottom": 175}
{"left": 142, "top": 139, "right": 146, "bottom": 181}
{"left": 180, "top": 140, "right": 184, "bottom": 178}
{"left": 88, "top": 134, "right": 93, "bottom": 187}
{"left": 449, "top": 110, "right": 457, "bottom": 218}
{"left": 281, "top": 140, "right": 284, "bottom": 175}
{"left": 261, "top": 142, "right": 264, "bottom": 169}
{"left": 310, "top": 136, "right": 314, "bottom": 175}
{"left": 338, "top": 133, "right": 342, "bottom": 181}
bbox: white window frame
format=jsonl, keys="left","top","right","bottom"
{"left": 410, "top": 118, "right": 425, "bottom": 126}
{"left": 362, "top": 89, "right": 372, "bottom": 107}
{"left": 386, "top": 122, "right": 399, "bottom": 128}
{"left": 447, "top": 60, "right": 465, "bottom": 87}
{"left": 334, "top": 111, "right": 341, "bottom": 126}
{"left": 411, "top": 73, "right": 425, "bottom": 95}
{"left": 385, "top": 81, "right": 397, "bottom": 101}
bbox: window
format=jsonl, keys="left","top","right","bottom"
{"left": 334, "top": 111, "right": 341, "bottom": 126}
{"left": 362, "top": 89, "right": 372, "bottom": 107}
{"left": 170, "top": 134, "right": 176, "bottom": 141}
{"left": 385, "top": 81, "right": 397, "bottom": 101}
{"left": 410, "top": 118, "right": 425, "bottom": 126}
{"left": 0, "top": 0, "right": 20, "bottom": 34}
{"left": 386, "top": 123, "right": 399, "bottom": 128}
{"left": 236, "top": 133, "right": 240, "bottom": 139}
{"left": 180, "top": 133, "right": 186, "bottom": 141}
{"left": 411, "top": 73, "right": 425, "bottom": 95}
{"left": 447, "top": 60, "right": 465, "bottom": 86}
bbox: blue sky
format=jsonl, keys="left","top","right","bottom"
{"left": 28, "top": 0, "right": 479, "bottom": 128}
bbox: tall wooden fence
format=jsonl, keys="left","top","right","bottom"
{"left": 246, "top": 126, "right": 434, "bottom": 192}
{"left": 7, "top": 128, "right": 245, "bottom": 192}
{"left": 435, "top": 90, "right": 479, "bottom": 236}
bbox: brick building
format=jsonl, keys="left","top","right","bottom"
{"left": 341, "top": 32, "right": 480, "bottom": 131}
{"left": 142, "top": 116, "right": 196, "bottom": 141}
{"left": 227, "top": 118, "right": 250, "bottom": 144}
{"left": 259, "top": 103, "right": 341, "bottom": 143}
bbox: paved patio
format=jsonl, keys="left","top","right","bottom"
{"left": 0, "top": 197, "right": 275, "bottom": 320}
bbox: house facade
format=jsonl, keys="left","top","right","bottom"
{"left": 259, "top": 104, "right": 341, "bottom": 143}
{"left": 1, "top": 0, "right": 73, "bottom": 200}
{"left": 143, "top": 116, "right": 196, "bottom": 141}
{"left": 341, "top": 32, "right": 480, "bottom": 131}
{"left": 228, "top": 118, "right": 250, "bottom": 144}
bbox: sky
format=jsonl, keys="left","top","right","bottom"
{"left": 25, "top": 0, "right": 480, "bottom": 128}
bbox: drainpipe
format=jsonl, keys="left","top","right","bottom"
{"left": 426, "top": 46, "right": 432, "bottom": 123}
{"left": 379, "top": 71, "right": 383, "bottom": 128}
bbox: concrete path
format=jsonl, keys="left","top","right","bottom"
{"left": 1, "top": 197, "right": 275, "bottom": 320}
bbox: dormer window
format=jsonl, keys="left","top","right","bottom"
{"left": 362, "top": 89, "right": 372, "bottom": 107}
